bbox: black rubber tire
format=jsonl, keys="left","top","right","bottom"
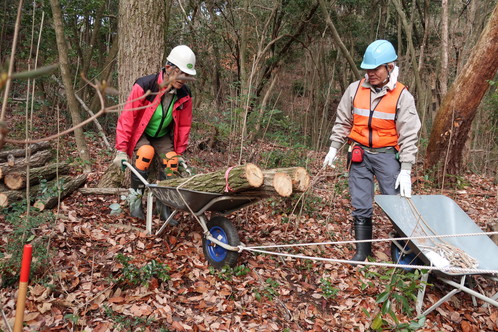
{"left": 202, "top": 216, "right": 240, "bottom": 269}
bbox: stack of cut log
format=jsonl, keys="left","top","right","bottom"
{"left": 0, "top": 142, "right": 87, "bottom": 209}
{"left": 156, "top": 163, "right": 311, "bottom": 198}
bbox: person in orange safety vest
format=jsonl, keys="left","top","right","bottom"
{"left": 323, "top": 40, "right": 421, "bottom": 262}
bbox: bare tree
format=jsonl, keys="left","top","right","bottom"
{"left": 440, "top": 0, "right": 449, "bottom": 96}
{"left": 425, "top": 3, "right": 498, "bottom": 180}
{"left": 49, "top": 0, "right": 91, "bottom": 172}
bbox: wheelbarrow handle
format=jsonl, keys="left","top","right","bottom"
{"left": 122, "top": 161, "right": 150, "bottom": 186}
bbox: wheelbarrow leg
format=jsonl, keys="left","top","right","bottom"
{"left": 146, "top": 190, "right": 154, "bottom": 234}
{"left": 155, "top": 209, "right": 179, "bottom": 236}
{"left": 416, "top": 271, "right": 430, "bottom": 316}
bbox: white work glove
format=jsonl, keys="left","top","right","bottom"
{"left": 395, "top": 169, "right": 412, "bottom": 198}
{"left": 113, "top": 150, "right": 128, "bottom": 169}
{"left": 178, "top": 157, "right": 192, "bottom": 176}
{"left": 323, "top": 147, "right": 338, "bottom": 168}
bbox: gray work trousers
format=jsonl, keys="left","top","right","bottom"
{"left": 349, "top": 150, "right": 400, "bottom": 218}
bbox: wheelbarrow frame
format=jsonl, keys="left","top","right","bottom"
{"left": 375, "top": 195, "right": 498, "bottom": 316}
{"left": 123, "top": 162, "right": 260, "bottom": 265}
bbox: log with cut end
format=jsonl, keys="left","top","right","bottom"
{"left": 157, "top": 163, "right": 264, "bottom": 194}
{"left": 0, "top": 149, "right": 53, "bottom": 178}
{"left": 0, "top": 141, "right": 51, "bottom": 162}
{"left": 33, "top": 174, "right": 87, "bottom": 211}
{"left": 3, "top": 162, "right": 70, "bottom": 190}
{"left": 261, "top": 171, "right": 293, "bottom": 197}
{"left": 0, "top": 190, "right": 25, "bottom": 207}
{"left": 271, "top": 167, "right": 310, "bottom": 192}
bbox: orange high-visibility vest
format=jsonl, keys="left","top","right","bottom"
{"left": 348, "top": 79, "right": 405, "bottom": 148}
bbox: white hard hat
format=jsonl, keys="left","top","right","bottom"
{"left": 166, "top": 45, "right": 196, "bottom": 76}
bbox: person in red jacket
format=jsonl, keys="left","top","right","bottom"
{"left": 113, "top": 45, "right": 196, "bottom": 220}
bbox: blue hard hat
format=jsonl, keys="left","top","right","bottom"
{"left": 360, "top": 40, "right": 397, "bottom": 69}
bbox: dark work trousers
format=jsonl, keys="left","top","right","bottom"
{"left": 349, "top": 151, "right": 400, "bottom": 218}
{"left": 135, "top": 133, "right": 174, "bottom": 160}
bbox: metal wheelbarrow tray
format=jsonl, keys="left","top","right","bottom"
{"left": 375, "top": 195, "right": 498, "bottom": 316}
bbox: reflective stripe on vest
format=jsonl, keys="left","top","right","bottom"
{"left": 348, "top": 79, "right": 405, "bottom": 148}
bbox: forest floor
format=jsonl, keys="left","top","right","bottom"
{"left": 1, "top": 126, "right": 498, "bottom": 332}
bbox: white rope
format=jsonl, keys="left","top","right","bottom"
{"left": 240, "top": 247, "right": 498, "bottom": 275}
{"left": 242, "top": 231, "right": 498, "bottom": 249}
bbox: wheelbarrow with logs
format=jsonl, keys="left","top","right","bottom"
{"left": 123, "top": 161, "right": 310, "bottom": 269}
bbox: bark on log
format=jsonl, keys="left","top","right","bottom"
{"left": 157, "top": 164, "right": 264, "bottom": 194}
{"left": 0, "top": 183, "right": 44, "bottom": 207}
{"left": 0, "top": 150, "right": 53, "bottom": 178}
{"left": 0, "top": 141, "right": 51, "bottom": 162}
{"left": 3, "top": 162, "right": 70, "bottom": 190}
{"left": 98, "top": 163, "right": 126, "bottom": 188}
{"left": 79, "top": 187, "right": 129, "bottom": 196}
{"left": 271, "top": 167, "right": 311, "bottom": 192}
{"left": 33, "top": 174, "right": 87, "bottom": 211}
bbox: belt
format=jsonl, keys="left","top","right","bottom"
{"left": 359, "top": 145, "right": 397, "bottom": 154}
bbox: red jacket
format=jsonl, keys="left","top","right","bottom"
{"left": 115, "top": 68, "right": 193, "bottom": 157}
{"left": 348, "top": 78, "right": 405, "bottom": 148}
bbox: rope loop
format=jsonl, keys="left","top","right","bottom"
{"left": 224, "top": 166, "right": 235, "bottom": 192}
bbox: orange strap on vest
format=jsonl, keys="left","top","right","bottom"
{"left": 348, "top": 79, "right": 405, "bottom": 148}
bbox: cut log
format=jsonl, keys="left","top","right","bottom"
{"left": 0, "top": 141, "right": 51, "bottom": 162}
{"left": 3, "top": 162, "right": 70, "bottom": 190}
{"left": 261, "top": 171, "right": 293, "bottom": 197}
{"left": 4, "top": 172, "right": 23, "bottom": 190}
{"left": 79, "top": 187, "right": 129, "bottom": 196}
{"left": 33, "top": 174, "right": 87, "bottom": 211}
{"left": 0, "top": 149, "right": 53, "bottom": 177}
{"left": 0, "top": 190, "right": 25, "bottom": 207}
{"left": 157, "top": 163, "right": 264, "bottom": 194}
{"left": 271, "top": 167, "right": 311, "bottom": 192}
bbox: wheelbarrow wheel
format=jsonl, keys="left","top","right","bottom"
{"left": 202, "top": 216, "right": 240, "bottom": 269}
{"left": 390, "top": 236, "right": 423, "bottom": 272}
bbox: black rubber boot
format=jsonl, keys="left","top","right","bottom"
{"left": 351, "top": 216, "right": 373, "bottom": 262}
{"left": 129, "top": 167, "right": 148, "bottom": 220}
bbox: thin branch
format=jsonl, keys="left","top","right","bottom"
{"left": 0, "top": 0, "right": 24, "bottom": 121}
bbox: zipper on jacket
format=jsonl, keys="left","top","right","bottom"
{"left": 152, "top": 95, "right": 175, "bottom": 138}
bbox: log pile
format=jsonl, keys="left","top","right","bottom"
{"left": 0, "top": 142, "right": 87, "bottom": 209}
{"left": 156, "top": 163, "right": 310, "bottom": 198}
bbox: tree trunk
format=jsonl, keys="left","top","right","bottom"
{"left": 0, "top": 141, "right": 51, "bottom": 162}
{"left": 118, "top": 0, "right": 166, "bottom": 104}
{"left": 440, "top": 0, "right": 449, "bottom": 96}
{"left": 318, "top": 0, "right": 361, "bottom": 80}
{"left": 0, "top": 149, "right": 53, "bottom": 178}
{"left": 33, "top": 174, "right": 87, "bottom": 211}
{"left": 3, "top": 162, "right": 70, "bottom": 190}
{"left": 49, "top": 0, "right": 91, "bottom": 173}
{"left": 424, "top": 3, "right": 498, "bottom": 178}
